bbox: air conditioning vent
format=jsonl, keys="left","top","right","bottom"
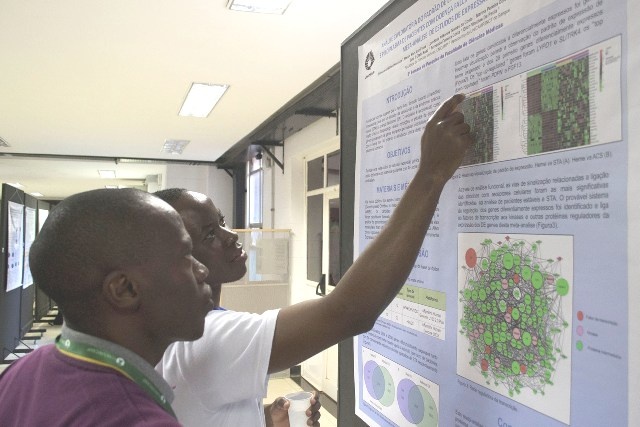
{"left": 0, "top": 136, "right": 10, "bottom": 147}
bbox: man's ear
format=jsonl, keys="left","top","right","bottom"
{"left": 102, "top": 271, "right": 140, "bottom": 312}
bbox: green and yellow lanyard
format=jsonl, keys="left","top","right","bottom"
{"left": 55, "top": 336, "right": 176, "bottom": 418}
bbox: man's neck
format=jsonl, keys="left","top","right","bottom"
{"left": 63, "top": 318, "right": 166, "bottom": 366}
{"left": 212, "top": 283, "right": 222, "bottom": 308}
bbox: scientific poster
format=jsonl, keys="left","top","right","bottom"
{"left": 6, "top": 201, "right": 24, "bottom": 292}
{"left": 353, "top": 0, "right": 636, "bottom": 425}
{"left": 22, "top": 207, "right": 36, "bottom": 288}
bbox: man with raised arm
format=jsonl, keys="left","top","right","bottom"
{"left": 0, "top": 188, "right": 213, "bottom": 426}
{"left": 156, "top": 93, "right": 473, "bottom": 426}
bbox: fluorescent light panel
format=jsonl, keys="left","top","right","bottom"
{"left": 98, "top": 170, "right": 116, "bottom": 179}
{"left": 30, "top": 192, "right": 44, "bottom": 197}
{"left": 162, "top": 139, "right": 190, "bottom": 155}
{"left": 7, "top": 182, "right": 24, "bottom": 189}
{"left": 179, "top": 83, "right": 228, "bottom": 118}
{"left": 227, "top": 0, "right": 292, "bottom": 14}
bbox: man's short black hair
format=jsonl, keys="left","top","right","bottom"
{"left": 154, "top": 188, "right": 188, "bottom": 206}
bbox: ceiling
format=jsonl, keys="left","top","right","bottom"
{"left": 0, "top": 0, "right": 388, "bottom": 199}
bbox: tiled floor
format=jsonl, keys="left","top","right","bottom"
{"left": 3, "top": 320, "right": 338, "bottom": 426}
{"left": 0, "top": 319, "right": 60, "bottom": 374}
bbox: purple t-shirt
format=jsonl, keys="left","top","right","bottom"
{"left": 0, "top": 344, "right": 181, "bottom": 426}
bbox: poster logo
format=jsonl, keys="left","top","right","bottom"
{"left": 364, "top": 51, "right": 375, "bottom": 70}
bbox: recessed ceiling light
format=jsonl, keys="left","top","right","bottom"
{"left": 105, "top": 185, "right": 118, "bottom": 189}
{"left": 178, "top": 83, "right": 229, "bottom": 118}
{"left": 227, "top": 0, "right": 292, "bottom": 14}
{"left": 30, "top": 192, "right": 44, "bottom": 197}
{"left": 7, "top": 182, "right": 24, "bottom": 189}
{"left": 98, "top": 170, "right": 116, "bottom": 179}
{"left": 162, "top": 139, "right": 190, "bottom": 155}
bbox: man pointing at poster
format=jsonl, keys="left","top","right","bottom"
{"left": 156, "top": 93, "right": 474, "bottom": 426}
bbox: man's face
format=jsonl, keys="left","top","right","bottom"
{"left": 133, "top": 206, "right": 213, "bottom": 343}
{"left": 175, "top": 192, "right": 248, "bottom": 286}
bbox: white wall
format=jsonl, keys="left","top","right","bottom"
{"left": 272, "top": 117, "right": 338, "bottom": 305}
{"left": 164, "top": 164, "right": 234, "bottom": 222}
{"left": 270, "top": 116, "right": 340, "bottom": 393}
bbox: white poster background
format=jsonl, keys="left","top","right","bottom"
{"left": 625, "top": 1, "right": 639, "bottom": 422}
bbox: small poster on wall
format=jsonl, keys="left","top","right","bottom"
{"left": 6, "top": 201, "right": 24, "bottom": 292}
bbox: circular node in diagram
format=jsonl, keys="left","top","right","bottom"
{"left": 459, "top": 236, "right": 570, "bottom": 397}
{"left": 397, "top": 378, "right": 438, "bottom": 427}
{"left": 364, "top": 360, "right": 395, "bottom": 407}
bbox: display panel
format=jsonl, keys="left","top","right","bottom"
{"left": 343, "top": 0, "right": 638, "bottom": 425}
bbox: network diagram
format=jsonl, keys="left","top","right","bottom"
{"left": 458, "top": 234, "right": 571, "bottom": 402}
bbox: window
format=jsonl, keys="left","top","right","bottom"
{"left": 306, "top": 194, "right": 323, "bottom": 282}
{"left": 248, "top": 156, "right": 263, "bottom": 228}
{"left": 326, "top": 150, "right": 340, "bottom": 187}
{"left": 305, "top": 149, "right": 341, "bottom": 286}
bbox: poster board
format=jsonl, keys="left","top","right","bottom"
{"left": 19, "top": 194, "right": 38, "bottom": 338}
{"left": 340, "top": 0, "right": 638, "bottom": 425}
{"left": 5, "top": 200, "right": 24, "bottom": 293}
{"left": 0, "top": 184, "right": 25, "bottom": 355}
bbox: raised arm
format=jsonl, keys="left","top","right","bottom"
{"left": 268, "top": 94, "right": 473, "bottom": 373}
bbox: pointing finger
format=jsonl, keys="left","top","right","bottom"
{"left": 430, "top": 93, "right": 465, "bottom": 123}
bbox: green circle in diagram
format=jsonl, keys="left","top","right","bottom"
{"left": 503, "top": 252, "right": 514, "bottom": 270}
{"left": 417, "top": 385, "right": 438, "bottom": 427}
{"left": 556, "top": 278, "right": 570, "bottom": 296}
{"left": 532, "top": 271, "right": 544, "bottom": 289}
{"left": 379, "top": 365, "right": 395, "bottom": 407}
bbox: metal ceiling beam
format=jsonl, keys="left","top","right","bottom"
{"left": 294, "top": 107, "right": 337, "bottom": 118}
{"left": 256, "top": 142, "right": 284, "bottom": 172}
{"left": 0, "top": 152, "right": 218, "bottom": 166}
{"left": 215, "top": 62, "right": 340, "bottom": 169}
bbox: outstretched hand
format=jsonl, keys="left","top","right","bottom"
{"left": 419, "top": 93, "right": 474, "bottom": 185}
{"left": 266, "top": 391, "right": 321, "bottom": 427}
